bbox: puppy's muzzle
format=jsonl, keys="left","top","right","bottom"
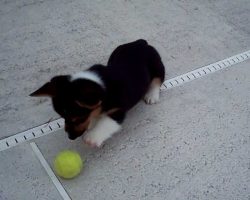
{"left": 65, "top": 123, "right": 87, "bottom": 140}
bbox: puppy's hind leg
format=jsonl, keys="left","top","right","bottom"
{"left": 144, "top": 78, "right": 162, "bottom": 104}
{"left": 144, "top": 45, "right": 165, "bottom": 104}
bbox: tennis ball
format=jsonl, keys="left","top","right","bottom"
{"left": 53, "top": 150, "right": 83, "bottom": 179}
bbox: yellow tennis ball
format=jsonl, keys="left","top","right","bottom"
{"left": 53, "top": 150, "right": 83, "bottom": 179}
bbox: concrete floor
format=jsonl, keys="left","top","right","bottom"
{"left": 0, "top": 0, "right": 249, "bottom": 199}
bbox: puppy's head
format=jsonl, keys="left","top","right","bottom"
{"left": 30, "top": 73, "right": 105, "bottom": 140}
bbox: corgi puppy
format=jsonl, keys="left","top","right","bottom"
{"left": 30, "top": 39, "right": 165, "bottom": 147}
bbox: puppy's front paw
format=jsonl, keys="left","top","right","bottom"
{"left": 144, "top": 87, "right": 160, "bottom": 104}
{"left": 83, "top": 132, "right": 103, "bottom": 148}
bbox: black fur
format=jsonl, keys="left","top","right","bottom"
{"left": 90, "top": 39, "right": 165, "bottom": 113}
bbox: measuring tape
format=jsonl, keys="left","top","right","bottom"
{"left": 161, "top": 50, "right": 250, "bottom": 90}
{"left": 1, "top": 50, "right": 249, "bottom": 152}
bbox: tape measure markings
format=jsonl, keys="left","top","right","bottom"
{"left": 161, "top": 50, "right": 250, "bottom": 90}
{"left": 0, "top": 118, "right": 64, "bottom": 151}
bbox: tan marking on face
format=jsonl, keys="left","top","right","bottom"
{"left": 75, "top": 100, "right": 102, "bottom": 110}
{"left": 74, "top": 106, "right": 102, "bottom": 132}
{"left": 151, "top": 77, "right": 162, "bottom": 87}
{"left": 106, "top": 108, "right": 120, "bottom": 115}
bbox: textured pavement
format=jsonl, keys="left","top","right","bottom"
{"left": 0, "top": 0, "right": 250, "bottom": 200}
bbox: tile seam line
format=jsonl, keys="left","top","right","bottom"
{"left": 30, "top": 142, "right": 71, "bottom": 200}
{"left": 0, "top": 49, "right": 249, "bottom": 152}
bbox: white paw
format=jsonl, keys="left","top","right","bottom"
{"left": 83, "top": 132, "right": 103, "bottom": 148}
{"left": 144, "top": 87, "right": 160, "bottom": 104}
{"left": 83, "top": 115, "right": 121, "bottom": 148}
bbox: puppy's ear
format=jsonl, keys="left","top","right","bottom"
{"left": 30, "top": 82, "right": 56, "bottom": 97}
{"left": 30, "top": 75, "right": 69, "bottom": 97}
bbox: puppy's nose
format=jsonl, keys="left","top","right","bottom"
{"left": 68, "top": 135, "right": 77, "bottom": 140}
